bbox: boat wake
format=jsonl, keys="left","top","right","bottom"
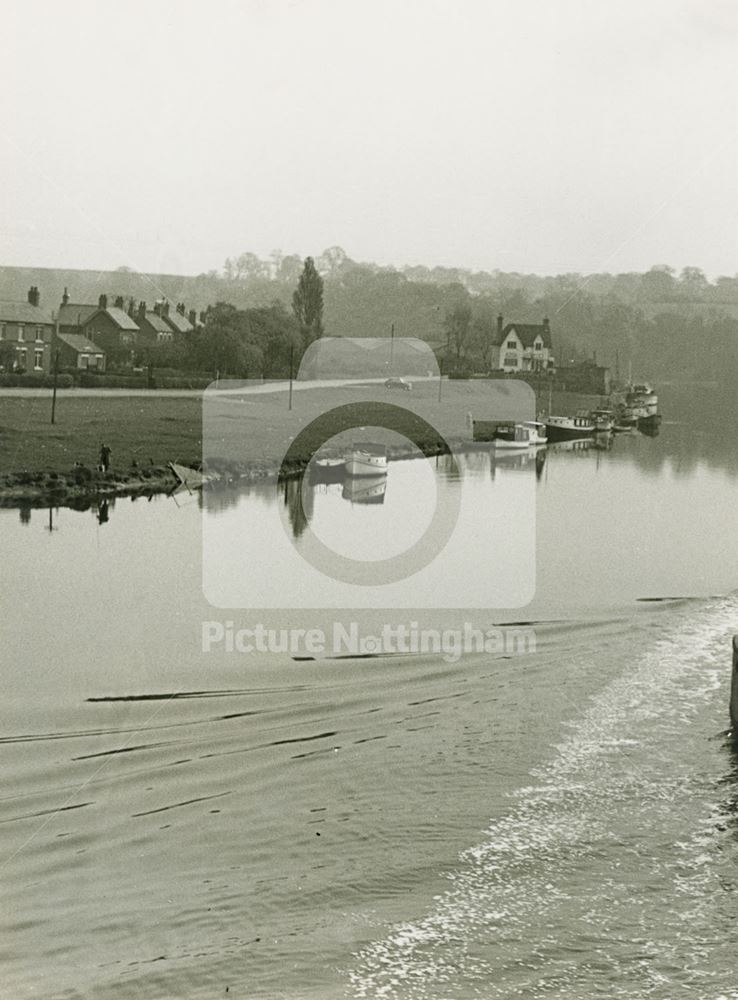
{"left": 348, "top": 596, "right": 738, "bottom": 999}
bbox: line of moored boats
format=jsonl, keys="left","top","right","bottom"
{"left": 487, "top": 381, "right": 662, "bottom": 446}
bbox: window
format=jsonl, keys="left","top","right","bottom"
{"left": 79, "top": 354, "right": 89, "bottom": 369}
{"left": 94, "top": 354, "right": 104, "bottom": 368}
{"left": 34, "top": 349, "right": 44, "bottom": 370}
{"left": 534, "top": 338, "right": 543, "bottom": 349}
{"left": 0, "top": 323, "right": 5, "bottom": 340}
{"left": 506, "top": 339, "right": 517, "bottom": 350}
{"left": 16, "top": 348, "right": 27, "bottom": 369}
{"left": 504, "top": 354, "right": 519, "bottom": 368}
{"left": 35, "top": 325, "right": 44, "bottom": 342}
{"left": 17, "top": 324, "right": 25, "bottom": 343}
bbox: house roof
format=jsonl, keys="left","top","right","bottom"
{"left": 58, "top": 303, "right": 99, "bottom": 327}
{"left": 0, "top": 299, "right": 55, "bottom": 325}
{"left": 59, "top": 303, "right": 140, "bottom": 331}
{"left": 103, "top": 307, "right": 139, "bottom": 331}
{"left": 163, "top": 310, "right": 193, "bottom": 334}
{"left": 56, "top": 332, "right": 105, "bottom": 354}
{"left": 501, "top": 322, "right": 553, "bottom": 349}
{"left": 140, "top": 311, "right": 172, "bottom": 333}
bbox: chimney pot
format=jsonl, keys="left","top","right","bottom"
{"left": 28, "top": 286, "right": 40, "bottom": 307}
{"left": 188, "top": 309, "right": 197, "bottom": 326}
{"left": 98, "top": 293, "right": 108, "bottom": 310}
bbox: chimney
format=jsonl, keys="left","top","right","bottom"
{"left": 98, "top": 293, "right": 108, "bottom": 310}
{"left": 62, "top": 287, "right": 69, "bottom": 306}
{"left": 188, "top": 309, "right": 197, "bottom": 327}
{"left": 497, "top": 314, "right": 503, "bottom": 338}
{"left": 542, "top": 316, "right": 550, "bottom": 334}
{"left": 114, "top": 295, "right": 124, "bottom": 309}
{"left": 153, "top": 301, "right": 162, "bottom": 317}
{"left": 162, "top": 301, "right": 170, "bottom": 318}
{"left": 177, "top": 302, "right": 185, "bottom": 316}
{"left": 27, "top": 285, "right": 40, "bottom": 307}
{"left": 137, "top": 301, "right": 147, "bottom": 321}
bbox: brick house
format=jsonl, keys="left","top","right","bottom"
{"left": 491, "top": 316, "right": 556, "bottom": 373}
{"left": 0, "top": 286, "right": 54, "bottom": 374}
{"left": 59, "top": 290, "right": 138, "bottom": 365}
{"left": 53, "top": 332, "right": 106, "bottom": 371}
{"left": 135, "top": 301, "right": 175, "bottom": 345}
{"left": 162, "top": 301, "right": 194, "bottom": 337}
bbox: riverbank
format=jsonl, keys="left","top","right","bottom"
{"left": 0, "top": 384, "right": 601, "bottom": 506}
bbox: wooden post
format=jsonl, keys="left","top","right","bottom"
{"left": 50, "top": 347, "right": 60, "bottom": 425}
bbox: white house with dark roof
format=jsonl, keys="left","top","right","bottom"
{"left": 0, "top": 286, "right": 54, "bottom": 373}
{"left": 492, "top": 315, "right": 555, "bottom": 373}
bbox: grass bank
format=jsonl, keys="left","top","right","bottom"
{"left": 0, "top": 383, "right": 601, "bottom": 505}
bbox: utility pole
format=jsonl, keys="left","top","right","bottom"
{"left": 288, "top": 343, "right": 294, "bottom": 411}
{"left": 389, "top": 322, "right": 395, "bottom": 372}
{"left": 50, "top": 347, "right": 60, "bottom": 425}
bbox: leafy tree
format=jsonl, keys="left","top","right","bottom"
{"left": 0, "top": 341, "right": 16, "bottom": 371}
{"left": 444, "top": 301, "right": 473, "bottom": 363}
{"left": 292, "top": 257, "right": 324, "bottom": 345}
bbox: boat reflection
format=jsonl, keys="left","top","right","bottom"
{"left": 342, "top": 473, "right": 387, "bottom": 505}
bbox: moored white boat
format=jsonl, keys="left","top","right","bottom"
{"left": 522, "top": 420, "right": 548, "bottom": 444}
{"left": 493, "top": 423, "right": 534, "bottom": 449}
{"left": 345, "top": 443, "right": 388, "bottom": 476}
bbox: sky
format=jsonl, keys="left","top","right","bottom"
{"left": 2, "top": 0, "right": 737, "bottom": 278}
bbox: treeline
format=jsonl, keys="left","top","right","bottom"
{"left": 3, "top": 251, "right": 737, "bottom": 381}
{"left": 213, "top": 250, "right": 738, "bottom": 381}
{"left": 138, "top": 302, "right": 303, "bottom": 378}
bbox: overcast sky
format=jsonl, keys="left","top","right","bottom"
{"left": 2, "top": 0, "right": 737, "bottom": 277}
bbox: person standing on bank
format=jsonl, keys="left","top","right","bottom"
{"left": 99, "top": 443, "right": 111, "bottom": 473}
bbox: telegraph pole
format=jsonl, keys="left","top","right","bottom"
{"left": 288, "top": 343, "right": 294, "bottom": 411}
{"left": 50, "top": 348, "right": 59, "bottom": 424}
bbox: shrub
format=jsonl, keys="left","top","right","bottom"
{"left": 0, "top": 373, "right": 74, "bottom": 388}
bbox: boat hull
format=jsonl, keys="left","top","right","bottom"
{"left": 545, "top": 421, "right": 595, "bottom": 442}
{"left": 345, "top": 455, "right": 388, "bottom": 476}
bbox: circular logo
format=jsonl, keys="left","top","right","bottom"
{"left": 277, "top": 402, "right": 462, "bottom": 587}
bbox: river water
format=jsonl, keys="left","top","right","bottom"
{"left": 1, "top": 383, "right": 737, "bottom": 999}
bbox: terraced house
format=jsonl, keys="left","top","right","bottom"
{"left": 0, "top": 286, "right": 54, "bottom": 374}
{"left": 58, "top": 290, "right": 138, "bottom": 366}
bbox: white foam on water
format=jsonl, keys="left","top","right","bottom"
{"left": 348, "top": 597, "right": 738, "bottom": 999}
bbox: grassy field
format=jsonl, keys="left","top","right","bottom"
{"left": 0, "top": 382, "right": 602, "bottom": 474}
{"left": 0, "top": 394, "right": 203, "bottom": 472}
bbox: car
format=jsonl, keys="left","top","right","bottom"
{"left": 384, "top": 377, "right": 412, "bottom": 391}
